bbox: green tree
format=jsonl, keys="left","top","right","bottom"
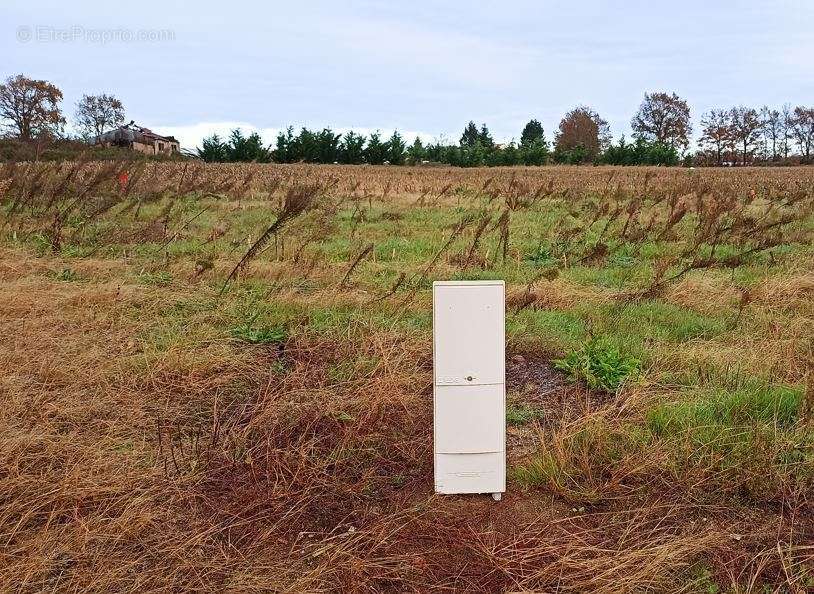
{"left": 406, "top": 136, "right": 426, "bottom": 164}
{"left": 520, "top": 138, "right": 549, "bottom": 165}
{"left": 424, "top": 141, "right": 446, "bottom": 163}
{"left": 601, "top": 136, "right": 679, "bottom": 166}
{"left": 273, "top": 126, "right": 297, "bottom": 163}
{"left": 387, "top": 130, "right": 406, "bottom": 164}
{"left": 485, "top": 145, "right": 507, "bottom": 166}
{"left": 315, "top": 127, "right": 341, "bottom": 163}
{"left": 520, "top": 119, "right": 546, "bottom": 148}
{"left": 553, "top": 144, "right": 588, "bottom": 165}
{"left": 294, "top": 128, "right": 319, "bottom": 162}
{"left": 364, "top": 131, "right": 388, "bottom": 164}
{"left": 460, "top": 121, "right": 480, "bottom": 147}
{"left": 225, "top": 129, "right": 270, "bottom": 162}
{"left": 478, "top": 124, "right": 494, "bottom": 149}
{"left": 502, "top": 141, "right": 521, "bottom": 166}
{"left": 197, "top": 133, "right": 227, "bottom": 162}
{"left": 440, "top": 144, "right": 462, "bottom": 166}
{"left": 338, "top": 130, "right": 366, "bottom": 164}
{"left": 226, "top": 128, "right": 248, "bottom": 161}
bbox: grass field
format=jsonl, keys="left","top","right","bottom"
{"left": 1, "top": 162, "right": 813, "bottom": 592}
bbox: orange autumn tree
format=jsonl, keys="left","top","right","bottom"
{"left": 0, "top": 74, "right": 65, "bottom": 141}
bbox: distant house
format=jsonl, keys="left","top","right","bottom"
{"left": 95, "top": 121, "right": 180, "bottom": 155}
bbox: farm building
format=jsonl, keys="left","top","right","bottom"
{"left": 95, "top": 122, "right": 180, "bottom": 155}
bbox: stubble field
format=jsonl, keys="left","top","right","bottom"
{"left": 1, "top": 162, "right": 813, "bottom": 592}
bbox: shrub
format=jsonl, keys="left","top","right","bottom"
{"left": 554, "top": 337, "right": 640, "bottom": 391}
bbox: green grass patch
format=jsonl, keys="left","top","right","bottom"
{"left": 507, "top": 309, "right": 586, "bottom": 350}
{"left": 647, "top": 382, "right": 803, "bottom": 436}
{"left": 603, "top": 301, "right": 728, "bottom": 343}
{"left": 506, "top": 403, "right": 544, "bottom": 425}
{"left": 564, "top": 265, "right": 639, "bottom": 290}
{"left": 510, "top": 421, "right": 649, "bottom": 501}
{"left": 229, "top": 300, "right": 290, "bottom": 344}
{"left": 136, "top": 270, "right": 173, "bottom": 287}
{"left": 510, "top": 452, "right": 561, "bottom": 487}
{"left": 512, "top": 378, "right": 811, "bottom": 502}
{"left": 231, "top": 323, "right": 287, "bottom": 344}
{"left": 307, "top": 304, "right": 431, "bottom": 335}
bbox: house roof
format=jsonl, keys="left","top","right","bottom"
{"left": 96, "top": 122, "right": 178, "bottom": 145}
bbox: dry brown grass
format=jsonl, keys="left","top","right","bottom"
{"left": 1, "top": 163, "right": 813, "bottom": 592}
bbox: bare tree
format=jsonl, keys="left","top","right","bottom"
{"left": 75, "top": 93, "right": 125, "bottom": 141}
{"left": 554, "top": 106, "right": 611, "bottom": 162}
{"left": 631, "top": 91, "right": 692, "bottom": 151}
{"left": 760, "top": 106, "right": 782, "bottom": 162}
{"left": 790, "top": 106, "right": 814, "bottom": 163}
{"left": 0, "top": 74, "right": 64, "bottom": 141}
{"left": 780, "top": 104, "right": 794, "bottom": 160}
{"left": 729, "top": 106, "right": 762, "bottom": 165}
{"left": 699, "top": 109, "right": 733, "bottom": 166}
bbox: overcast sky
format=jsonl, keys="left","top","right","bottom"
{"left": 4, "top": 0, "right": 813, "bottom": 149}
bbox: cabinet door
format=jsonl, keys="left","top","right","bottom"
{"left": 434, "top": 384, "right": 504, "bottom": 453}
{"left": 435, "top": 452, "right": 505, "bottom": 494}
{"left": 433, "top": 282, "right": 504, "bottom": 386}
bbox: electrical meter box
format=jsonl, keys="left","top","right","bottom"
{"left": 432, "top": 280, "right": 505, "bottom": 500}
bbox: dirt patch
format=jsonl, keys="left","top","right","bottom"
{"left": 506, "top": 351, "right": 614, "bottom": 422}
{"left": 506, "top": 352, "right": 566, "bottom": 397}
{"left": 505, "top": 351, "right": 618, "bottom": 464}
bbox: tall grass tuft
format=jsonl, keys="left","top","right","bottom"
{"left": 221, "top": 183, "right": 319, "bottom": 291}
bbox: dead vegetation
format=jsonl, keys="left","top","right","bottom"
{"left": 0, "top": 162, "right": 812, "bottom": 592}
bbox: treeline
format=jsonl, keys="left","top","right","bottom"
{"left": 2, "top": 73, "right": 812, "bottom": 167}
{"left": 698, "top": 105, "right": 813, "bottom": 166}
{"left": 197, "top": 94, "right": 813, "bottom": 167}
{"left": 197, "top": 123, "right": 561, "bottom": 167}
{"left": 198, "top": 113, "right": 683, "bottom": 167}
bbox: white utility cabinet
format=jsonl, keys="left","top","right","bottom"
{"left": 433, "top": 280, "right": 505, "bottom": 500}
